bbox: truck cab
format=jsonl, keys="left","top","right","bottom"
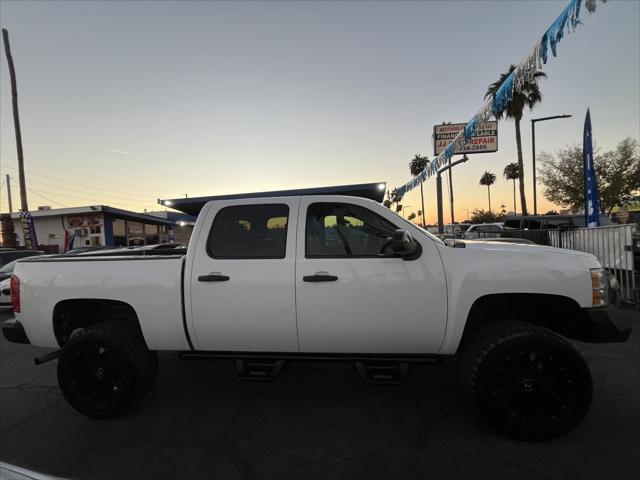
{"left": 184, "top": 194, "right": 447, "bottom": 354}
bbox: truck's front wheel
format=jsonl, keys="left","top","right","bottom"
{"left": 57, "top": 320, "right": 157, "bottom": 418}
{"left": 462, "top": 321, "right": 593, "bottom": 441}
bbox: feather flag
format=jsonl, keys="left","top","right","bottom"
{"left": 583, "top": 109, "right": 601, "bottom": 227}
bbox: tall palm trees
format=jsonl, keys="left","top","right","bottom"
{"left": 503, "top": 162, "right": 519, "bottom": 214}
{"left": 485, "top": 65, "right": 546, "bottom": 216}
{"left": 409, "top": 154, "right": 430, "bottom": 227}
{"left": 480, "top": 171, "right": 496, "bottom": 213}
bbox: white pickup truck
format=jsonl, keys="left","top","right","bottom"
{"left": 2, "top": 183, "right": 630, "bottom": 441}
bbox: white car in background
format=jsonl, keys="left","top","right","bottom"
{"left": 0, "top": 277, "right": 11, "bottom": 308}
{"left": 463, "top": 223, "right": 504, "bottom": 239}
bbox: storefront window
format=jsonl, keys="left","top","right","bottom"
{"left": 159, "top": 225, "right": 168, "bottom": 242}
{"left": 145, "top": 224, "right": 159, "bottom": 245}
{"left": 113, "top": 219, "right": 126, "bottom": 247}
{"left": 128, "top": 221, "right": 144, "bottom": 246}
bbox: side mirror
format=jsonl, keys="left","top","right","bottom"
{"left": 388, "top": 229, "right": 421, "bottom": 260}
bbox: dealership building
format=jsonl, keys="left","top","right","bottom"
{"left": 9, "top": 205, "right": 177, "bottom": 253}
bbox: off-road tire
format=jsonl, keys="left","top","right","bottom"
{"left": 461, "top": 320, "right": 593, "bottom": 441}
{"left": 57, "top": 320, "right": 157, "bottom": 418}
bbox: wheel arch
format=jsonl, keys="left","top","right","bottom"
{"left": 459, "top": 293, "right": 593, "bottom": 350}
{"left": 53, "top": 298, "right": 147, "bottom": 348}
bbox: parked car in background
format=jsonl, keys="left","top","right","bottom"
{"left": 0, "top": 260, "right": 21, "bottom": 282}
{"left": 610, "top": 204, "right": 640, "bottom": 226}
{"left": 463, "top": 223, "right": 503, "bottom": 239}
{"left": 0, "top": 277, "right": 10, "bottom": 307}
{"left": 501, "top": 215, "right": 579, "bottom": 245}
{"left": 65, "top": 246, "right": 116, "bottom": 255}
{"left": 426, "top": 223, "right": 470, "bottom": 238}
{"left": 0, "top": 249, "right": 44, "bottom": 268}
{"left": 503, "top": 215, "right": 576, "bottom": 231}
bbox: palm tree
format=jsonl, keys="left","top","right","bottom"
{"left": 485, "top": 65, "right": 546, "bottom": 215}
{"left": 409, "top": 154, "right": 430, "bottom": 227}
{"left": 479, "top": 171, "right": 496, "bottom": 213}
{"left": 503, "top": 162, "right": 519, "bottom": 214}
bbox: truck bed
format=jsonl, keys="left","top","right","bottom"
{"left": 15, "top": 255, "right": 189, "bottom": 350}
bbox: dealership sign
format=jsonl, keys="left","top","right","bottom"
{"left": 433, "top": 121, "right": 498, "bottom": 155}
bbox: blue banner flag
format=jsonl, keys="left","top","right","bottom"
{"left": 19, "top": 210, "right": 39, "bottom": 249}
{"left": 583, "top": 109, "right": 600, "bottom": 227}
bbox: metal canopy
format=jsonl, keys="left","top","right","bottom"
{"left": 159, "top": 182, "right": 387, "bottom": 216}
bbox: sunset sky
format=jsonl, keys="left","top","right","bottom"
{"left": 1, "top": 0, "right": 638, "bottom": 224}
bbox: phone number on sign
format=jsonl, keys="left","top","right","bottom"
{"left": 461, "top": 144, "right": 494, "bottom": 151}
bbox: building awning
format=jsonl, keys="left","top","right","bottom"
{"left": 9, "top": 205, "right": 175, "bottom": 225}
{"left": 159, "top": 182, "right": 387, "bottom": 216}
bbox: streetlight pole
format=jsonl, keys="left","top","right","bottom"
{"left": 531, "top": 114, "right": 572, "bottom": 214}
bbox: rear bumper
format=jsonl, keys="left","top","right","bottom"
{"left": 580, "top": 306, "right": 632, "bottom": 343}
{"left": 2, "top": 318, "right": 30, "bottom": 344}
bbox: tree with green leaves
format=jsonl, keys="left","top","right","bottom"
{"left": 503, "top": 162, "right": 519, "bottom": 214}
{"left": 469, "top": 208, "right": 504, "bottom": 224}
{"left": 409, "top": 154, "right": 430, "bottom": 227}
{"left": 538, "top": 137, "right": 639, "bottom": 213}
{"left": 485, "top": 65, "right": 546, "bottom": 215}
{"left": 479, "top": 171, "right": 497, "bottom": 213}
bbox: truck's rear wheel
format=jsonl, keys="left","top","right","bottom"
{"left": 462, "top": 321, "right": 592, "bottom": 441}
{"left": 57, "top": 320, "right": 156, "bottom": 418}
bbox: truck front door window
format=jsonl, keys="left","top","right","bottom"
{"left": 306, "top": 203, "right": 397, "bottom": 257}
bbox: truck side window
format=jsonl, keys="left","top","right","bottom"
{"left": 306, "top": 203, "right": 397, "bottom": 258}
{"left": 208, "top": 204, "right": 289, "bottom": 259}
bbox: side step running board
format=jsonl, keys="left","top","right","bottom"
{"left": 235, "top": 358, "right": 285, "bottom": 381}
{"left": 354, "top": 361, "right": 409, "bottom": 384}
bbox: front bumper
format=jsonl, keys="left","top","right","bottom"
{"left": 579, "top": 306, "right": 632, "bottom": 343}
{"left": 2, "top": 318, "right": 30, "bottom": 344}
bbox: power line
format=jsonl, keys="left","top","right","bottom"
{"left": 14, "top": 174, "right": 158, "bottom": 204}
{"left": 1, "top": 163, "right": 159, "bottom": 201}
{"left": 8, "top": 176, "right": 140, "bottom": 209}
{"left": 24, "top": 186, "right": 69, "bottom": 208}
{"left": 0, "top": 152, "right": 175, "bottom": 196}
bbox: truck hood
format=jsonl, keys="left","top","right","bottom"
{"left": 456, "top": 239, "right": 598, "bottom": 260}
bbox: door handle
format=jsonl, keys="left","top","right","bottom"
{"left": 303, "top": 273, "right": 338, "bottom": 282}
{"left": 198, "top": 273, "right": 230, "bottom": 282}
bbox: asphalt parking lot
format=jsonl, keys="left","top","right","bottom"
{"left": 1, "top": 309, "right": 638, "bottom": 480}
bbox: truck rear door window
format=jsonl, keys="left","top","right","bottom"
{"left": 306, "top": 203, "right": 397, "bottom": 257}
{"left": 208, "top": 204, "right": 289, "bottom": 259}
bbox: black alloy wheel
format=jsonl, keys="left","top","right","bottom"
{"left": 463, "top": 321, "right": 593, "bottom": 441}
{"left": 58, "top": 321, "right": 154, "bottom": 418}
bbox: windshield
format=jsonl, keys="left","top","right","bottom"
{"left": 386, "top": 209, "right": 446, "bottom": 246}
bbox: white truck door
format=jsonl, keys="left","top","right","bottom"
{"left": 296, "top": 197, "right": 447, "bottom": 354}
{"left": 188, "top": 198, "right": 299, "bottom": 351}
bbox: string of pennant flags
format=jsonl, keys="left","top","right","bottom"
{"left": 394, "top": 0, "right": 608, "bottom": 201}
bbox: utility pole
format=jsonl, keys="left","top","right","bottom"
{"left": 2, "top": 29, "right": 29, "bottom": 212}
{"left": 6, "top": 174, "right": 13, "bottom": 213}
{"left": 436, "top": 155, "right": 469, "bottom": 234}
{"left": 436, "top": 173, "right": 444, "bottom": 234}
{"left": 448, "top": 158, "right": 455, "bottom": 225}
